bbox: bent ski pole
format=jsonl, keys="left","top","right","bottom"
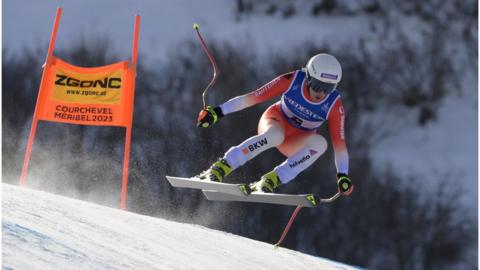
{"left": 274, "top": 192, "right": 342, "bottom": 248}
{"left": 319, "top": 192, "right": 342, "bottom": 203}
{"left": 193, "top": 23, "right": 219, "bottom": 109}
{"left": 274, "top": 205, "right": 303, "bottom": 248}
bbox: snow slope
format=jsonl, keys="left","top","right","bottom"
{"left": 2, "top": 183, "right": 363, "bottom": 270}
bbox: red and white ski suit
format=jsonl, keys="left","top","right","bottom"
{"left": 220, "top": 70, "right": 349, "bottom": 183}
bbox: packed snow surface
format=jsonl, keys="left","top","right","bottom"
{"left": 2, "top": 183, "right": 362, "bottom": 270}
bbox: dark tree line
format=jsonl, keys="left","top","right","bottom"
{"left": 2, "top": 2, "right": 477, "bottom": 268}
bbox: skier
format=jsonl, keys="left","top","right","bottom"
{"left": 196, "top": 53, "right": 353, "bottom": 195}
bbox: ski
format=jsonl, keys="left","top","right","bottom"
{"left": 202, "top": 190, "right": 340, "bottom": 207}
{"left": 165, "top": 176, "right": 250, "bottom": 196}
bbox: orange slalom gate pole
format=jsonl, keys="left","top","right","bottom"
{"left": 20, "top": 7, "right": 62, "bottom": 186}
{"left": 131, "top": 15, "right": 140, "bottom": 70}
{"left": 120, "top": 126, "right": 132, "bottom": 209}
{"left": 120, "top": 15, "right": 140, "bottom": 209}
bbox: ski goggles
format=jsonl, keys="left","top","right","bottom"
{"left": 306, "top": 72, "right": 337, "bottom": 94}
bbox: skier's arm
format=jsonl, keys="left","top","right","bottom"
{"left": 219, "top": 72, "right": 294, "bottom": 115}
{"left": 327, "top": 99, "right": 349, "bottom": 175}
{"left": 327, "top": 99, "right": 353, "bottom": 195}
{"left": 197, "top": 72, "right": 294, "bottom": 128}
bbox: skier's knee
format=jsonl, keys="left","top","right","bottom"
{"left": 306, "top": 135, "right": 327, "bottom": 155}
{"left": 261, "top": 125, "right": 285, "bottom": 146}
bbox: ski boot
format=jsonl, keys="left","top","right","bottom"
{"left": 250, "top": 171, "right": 282, "bottom": 193}
{"left": 197, "top": 158, "right": 233, "bottom": 182}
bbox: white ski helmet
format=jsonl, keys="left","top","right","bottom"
{"left": 305, "top": 53, "right": 342, "bottom": 93}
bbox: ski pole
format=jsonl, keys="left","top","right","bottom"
{"left": 274, "top": 205, "right": 303, "bottom": 248}
{"left": 193, "top": 23, "right": 219, "bottom": 109}
{"left": 273, "top": 192, "right": 342, "bottom": 248}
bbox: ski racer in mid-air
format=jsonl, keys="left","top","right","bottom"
{"left": 196, "top": 53, "right": 354, "bottom": 196}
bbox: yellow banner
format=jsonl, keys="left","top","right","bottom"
{"left": 51, "top": 68, "right": 123, "bottom": 105}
